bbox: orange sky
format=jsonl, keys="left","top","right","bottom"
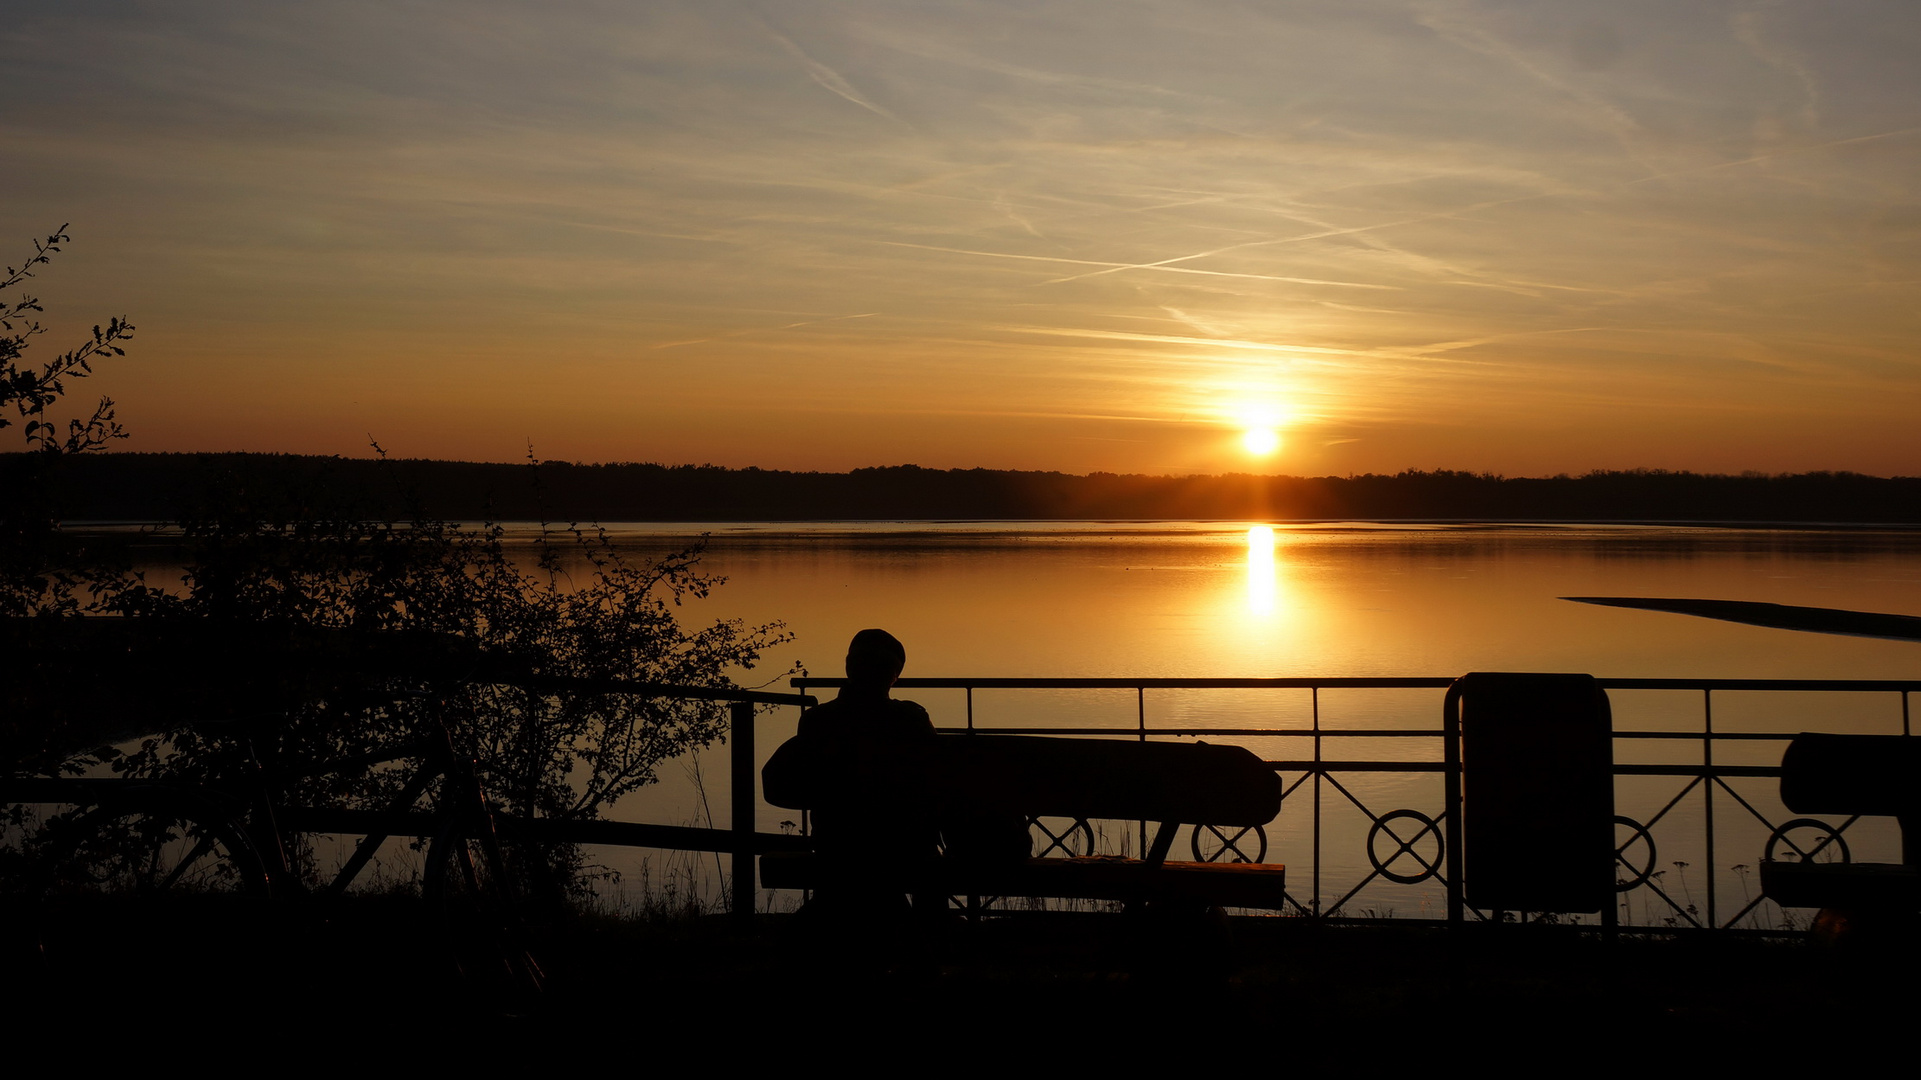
{"left": 7, "top": 2, "right": 1920, "bottom": 476}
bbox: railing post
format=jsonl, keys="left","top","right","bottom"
{"left": 1442, "top": 682, "right": 1464, "bottom": 924}
{"left": 731, "top": 699, "right": 755, "bottom": 927}
{"left": 1312, "top": 685, "right": 1322, "bottom": 917}
{"left": 1138, "top": 686, "right": 1147, "bottom": 857}
{"left": 1702, "top": 689, "right": 1715, "bottom": 929}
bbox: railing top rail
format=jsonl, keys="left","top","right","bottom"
{"left": 923, "top": 726, "right": 1858, "bottom": 742}
{"left": 795, "top": 677, "right": 1456, "bottom": 690}
{"left": 793, "top": 675, "right": 1921, "bottom": 692}
{"left": 1599, "top": 677, "right": 1921, "bottom": 692}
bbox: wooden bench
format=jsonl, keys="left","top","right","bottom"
{"left": 1760, "top": 733, "right": 1921, "bottom": 914}
{"left": 759, "top": 733, "right": 1287, "bottom": 911}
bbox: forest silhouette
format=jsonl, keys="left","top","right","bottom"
{"left": 29, "top": 452, "right": 1921, "bottom": 525}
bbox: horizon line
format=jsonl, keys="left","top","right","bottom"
{"left": 35, "top": 450, "right": 1920, "bottom": 484}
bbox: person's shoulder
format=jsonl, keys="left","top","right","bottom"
{"left": 886, "top": 698, "right": 935, "bottom": 731}
{"left": 797, "top": 697, "right": 849, "bottom": 737}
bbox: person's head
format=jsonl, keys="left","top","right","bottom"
{"left": 845, "top": 628, "right": 906, "bottom": 688}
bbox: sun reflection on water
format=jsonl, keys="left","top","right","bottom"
{"left": 1246, "top": 525, "right": 1277, "bottom": 616}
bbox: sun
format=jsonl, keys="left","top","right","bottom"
{"left": 1242, "top": 426, "right": 1281, "bottom": 456}
{"left": 1224, "top": 394, "right": 1293, "bottom": 458}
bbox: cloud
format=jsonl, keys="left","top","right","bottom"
{"left": 767, "top": 29, "right": 908, "bottom": 127}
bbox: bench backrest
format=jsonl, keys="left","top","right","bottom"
{"left": 763, "top": 733, "right": 1281, "bottom": 827}
{"left": 1780, "top": 733, "right": 1921, "bottom": 817}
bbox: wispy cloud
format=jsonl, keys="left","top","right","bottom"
{"left": 651, "top": 311, "right": 879, "bottom": 349}
{"left": 1626, "top": 125, "right": 1921, "bottom": 186}
{"left": 1733, "top": 3, "right": 1822, "bottom": 132}
{"left": 883, "top": 242, "right": 1396, "bottom": 289}
{"left": 767, "top": 29, "right": 907, "bottom": 127}
{"left": 998, "top": 325, "right": 1369, "bottom": 358}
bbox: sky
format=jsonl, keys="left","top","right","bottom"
{"left": 5, "top": 1, "right": 1920, "bottom": 477}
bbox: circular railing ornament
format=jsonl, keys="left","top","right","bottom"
{"left": 1764, "top": 818, "right": 1851, "bottom": 865}
{"left": 1190, "top": 823, "right": 1268, "bottom": 864}
{"left": 1029, "top": 816, "right": 1095, "bottom": 859}
{"left": 1613, "top": 815, "right": 1656, "bottom": 892}
{"left": 1365, "top": 809, "right": 1444, "bottom": 884}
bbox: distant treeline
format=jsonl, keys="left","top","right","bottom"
{"left": 27, "top": 452, "right": 1921, "bottom": 525}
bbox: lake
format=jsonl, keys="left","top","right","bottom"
{"left": 593, "top": 521, "right": 1921, "bottom": 682}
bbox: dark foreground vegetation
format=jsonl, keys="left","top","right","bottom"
{"left": 35, "top": 453, "right": 1921, "bottom": 525}
{"left": 10, "top": 896, "right": 1911, "bottom": 1062}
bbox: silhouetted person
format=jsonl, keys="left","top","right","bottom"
{"left": 795, "top": 629, "right": 940, "bottom": 920}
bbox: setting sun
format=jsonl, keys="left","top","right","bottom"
{"left": 1243, "top": 427, "right": 1281, "bottom": 457}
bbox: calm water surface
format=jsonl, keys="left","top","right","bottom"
{"left": 585, "top": 521, "right": 1921, "bottom": 683}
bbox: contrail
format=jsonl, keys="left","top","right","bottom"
{"left": 1628, "top": 126, "right": 1921, "bottom": 185}
{"left": 1038, "top": 191, "right": 1563, "bottom": 286}
{"left": 881, "top": 241, "right": 1394, "bottom": 289}
{"left": 999, "top": 325, "right": 1367, "bottom": 357}
{"left": 770, "top": 32, "right": 903, "bottom": 125}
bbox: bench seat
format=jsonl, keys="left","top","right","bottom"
{"left": 760, "top": 850, "right": 1288, "bottom": 910}
{"left": 1761, "top": 861, "right": 1921, "bottom": 910}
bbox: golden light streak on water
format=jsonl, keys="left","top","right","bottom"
{"left": 1246, "top": 525, "right": 1278, "bottom": 617}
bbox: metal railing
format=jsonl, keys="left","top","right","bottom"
{"left": 782, "top": 674, "right": 1921, "bottom": 930}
